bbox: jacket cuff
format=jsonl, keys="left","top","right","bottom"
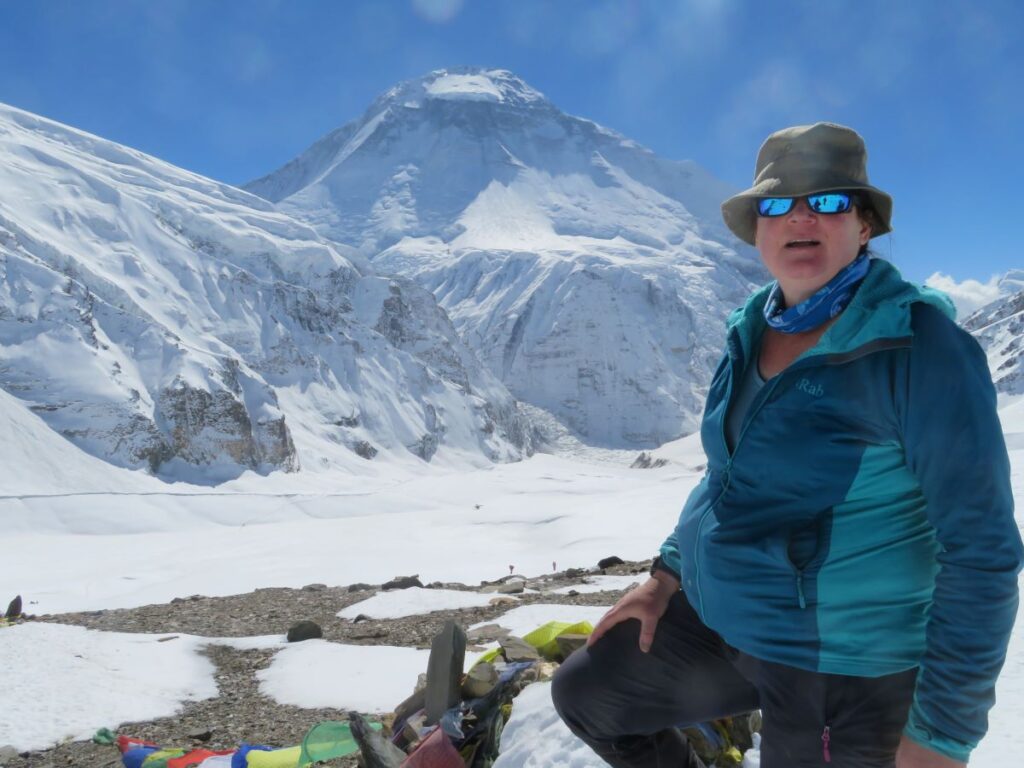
{"left": 903, "top": 703, "right": 974, "bottom": 763}
{"left": 651, "top": 553, "right": 681, "bottom": 581}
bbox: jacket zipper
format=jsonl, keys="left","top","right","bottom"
{"left": 822, "top": 724, "right": 832, "bottom": 763}
{"left": 698, "top": 329, "right": 909, "bottom": 616}
{"left": 704, "top": 331, "right": 905, "bottom": 618}
{"left": 692, "top": 350, "right": 733, "bottom": 616}
{"left": 696, "top": 331, "right": 778, "bottom": 616}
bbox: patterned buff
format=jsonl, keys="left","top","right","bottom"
{"left": 763, "top": 252, "right": 871, "bottom": 334}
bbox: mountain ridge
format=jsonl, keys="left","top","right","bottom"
{"left": 245, "top": 67, "right": 767, "bottom": 447}
{"left": 0, "top": 100, "right": 533, "bottom": 482}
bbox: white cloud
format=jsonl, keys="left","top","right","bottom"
{"left": 924, "top": 272, "right": 1004, "bottom": 318}
{"left": 411, "top": 0, "right": 464, "bottom": 24}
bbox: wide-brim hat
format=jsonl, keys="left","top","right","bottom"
{"left": 721, "top": 122, "right": 893, "bottom": 246}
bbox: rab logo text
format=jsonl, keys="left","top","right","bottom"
{"left": 796, "top": 378, "right": 824, "bottom": 397}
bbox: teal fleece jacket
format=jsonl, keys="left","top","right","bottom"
{"left": 660, "top": 258, "right": 1022, "bottom": 762}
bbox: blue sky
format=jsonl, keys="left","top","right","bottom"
{"left": 1, "top": 0, "right": 1021, "bottom": 286}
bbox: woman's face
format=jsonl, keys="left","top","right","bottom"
{"left": 754, "top": 197, "right": 872, "bottom": 305}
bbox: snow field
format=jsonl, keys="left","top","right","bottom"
{"left": 0, "top": 624, "right": 217, "bottom": 752}
{"left": 0, "top": 411, "right": 1020, "bottom": 764}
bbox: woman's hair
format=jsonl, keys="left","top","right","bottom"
{"left": 857, "top": 204, "right": 879, "bottom": 258}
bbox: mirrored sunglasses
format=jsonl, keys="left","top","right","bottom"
{"left": 756, "top": 192, "right": 860, "bottom": 217}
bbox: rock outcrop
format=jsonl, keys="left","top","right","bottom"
{"left": 962, "top": 274, "right": 1024, "bottom": 397}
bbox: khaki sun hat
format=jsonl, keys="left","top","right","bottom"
{"left": 721, "top": 122, "right": 893, "bottom": 246}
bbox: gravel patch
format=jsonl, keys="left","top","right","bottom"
{"left": 8, "top": 562, "right": 649, "bottom": 767}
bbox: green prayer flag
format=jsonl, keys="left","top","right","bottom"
{"left": 298, "top": 720, "right": 382, "bottom": 765}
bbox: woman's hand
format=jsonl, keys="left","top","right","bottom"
{"left": 586, "top": 571, "right": 679, "bottom": 653}
{"left": 894, "top": 736, "right": 966, "bottom": 768}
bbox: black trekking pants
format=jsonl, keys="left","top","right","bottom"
{"left": 551, "top": 590, "right": 918, "bottom": 768}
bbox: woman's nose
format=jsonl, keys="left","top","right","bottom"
{"left": 787, "top": 198, "right": 816, "bottom": 219}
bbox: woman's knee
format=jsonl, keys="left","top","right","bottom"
{"left": 550, "top": 644, "right": 593, "bottom": 726}
{"left": 551, "top": 623, "right": 643, "bottom": 736}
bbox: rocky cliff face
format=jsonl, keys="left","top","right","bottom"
{"left": 0, "top": 102, "right": 532, "bottom": 481}
{"left": 246, "top": 68, "right": 766, "bottom": 447}
{"left": 963, "top": 273, "right": 1024, "bottom": 398}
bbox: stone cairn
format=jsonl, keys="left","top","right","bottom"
{"left": 346, "top": 565, "right": 760, "bottom": 768}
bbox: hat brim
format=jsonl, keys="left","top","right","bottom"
{"left": 721, "top": 183, "right": 893, "bottom": 246}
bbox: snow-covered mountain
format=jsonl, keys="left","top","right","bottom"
{"left": 963, "top": 270, "right": 1024, "bottom": 398}
{"left": 0, "top": 102, "right": 533, "bottom": 482}
{"left": 247, "top": 68, "right": 765, "bottom": 447}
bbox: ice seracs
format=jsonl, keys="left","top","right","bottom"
{"left": 246, "top": 67, "right": 767, "bottom": 447}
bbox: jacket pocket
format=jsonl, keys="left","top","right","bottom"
{"left": 786, "top": 516, "right": 828, "bottom": 609}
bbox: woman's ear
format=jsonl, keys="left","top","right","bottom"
{"left": 858, "top": 210, "right": 874, "bottom": 246}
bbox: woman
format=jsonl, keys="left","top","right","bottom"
{"left": 552, "top": 123, "right": 1021, "bottom": 768}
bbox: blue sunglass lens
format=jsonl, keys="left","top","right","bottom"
{"left": 808, "top": 193, "right": 852, "bottom": 213}
{"left": 757, "top": 193, "right": 855, "bottom": 217}
{"left": 757, "top": 198, "right": 794, "bottom": 216}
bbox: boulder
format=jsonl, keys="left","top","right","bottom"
{"left": 499, "top": 636, "right": 540, "bottom": 663}
{"left": 461, "top": 662, "right": 499, "bottom": 698}
{"left": 286, "top": 620, "right": 323, "bottom": 642}
{"left": 349, "top": 712, "right": 406, "bottom": 768}
{"left": 4, "top": 595, "right": 21, "bottom": 619}
{"left": 555, "top": 633, "right": 589, "bottom": 660}
{"left": 425, "top": 620, "right": 467, "bottom": 725}
{"left": 382, "top": 575, "right": 423, "bottom": 591}
{"left": 393, "top": 686, "right": 427, "bottom": 731}
{"left": 466, "top": 623, "right": 510, "bottom": 644}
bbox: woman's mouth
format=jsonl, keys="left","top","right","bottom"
{"left": 786, "top": 239, "right": 821, "bottom": 248}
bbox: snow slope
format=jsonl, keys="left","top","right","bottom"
{"left": 246, "top": 68, "right": 766, "bottom": 447}
{"left": 0, "top": 102, "right": 532, "bottom": 483}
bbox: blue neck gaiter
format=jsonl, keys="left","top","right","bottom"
{"left": 763, "top": 252, "right": 870, "bottom": 334}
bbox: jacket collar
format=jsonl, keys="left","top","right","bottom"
{"left": 726, "top": 258, "right": 956, "bottom": 361}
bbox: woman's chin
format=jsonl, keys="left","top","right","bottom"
{"left": 778, "top": 263, "right": 829, "bottom": 287}
{"left": 772, "top": 264, "right": 840, "bottom": 304}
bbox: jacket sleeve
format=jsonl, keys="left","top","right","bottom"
{"left": 899, "top": 303, "right": 1023, "bottom": 762}
{"left": 659, "top": 526, "right": 683, "bottom": 579}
